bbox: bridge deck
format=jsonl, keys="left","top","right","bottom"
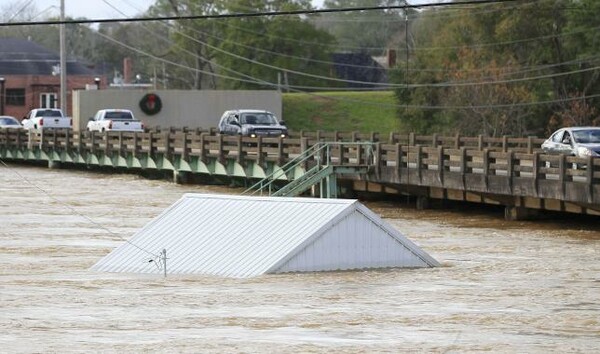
{"left": 1, "top": 128, "right": 598, "bottom": 217}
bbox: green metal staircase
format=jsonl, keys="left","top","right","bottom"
{"left": 243, "top": 142, "right": 374, "bottom": 198}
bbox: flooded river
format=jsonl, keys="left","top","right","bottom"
{"left": 1, "top": 163, "right": 599, "bottom": 353}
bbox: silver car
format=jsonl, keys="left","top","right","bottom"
{"left": 0, "top": 115, "right": 23, "bottom": 129}
{"left": 542, "top": 127, "right": 600, "bottom": 157}
{"left": 217, "top": 109, "right": 287, "bottom": 138}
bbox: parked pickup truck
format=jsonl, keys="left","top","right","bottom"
{"left": 21, "top": 108, "right": 72, "bottom": 130}
{"left": 87, "top": 109, "right": 144, "bottom": 132}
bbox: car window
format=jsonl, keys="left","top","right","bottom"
{"left": 36, "top": 110, "right": 62, "bottom": 117}
{"left": 241, "top": 113, "right": 276, "bottom": 125}
{"left": 257, "top": 113, "right": 276, "bottom": 125}
{"left": 105, "top": 111, "right": 133, "bottom": 119}
{"left": 242, "top": 115, "right": 257, "bottom": 124}
{"left": 573, "top": 129, "right": 600, "bottom": 144}
{"left": 0, "top": 117, "right": 19, "bottom": 125}
{"left": 226, "top": 115, "right": 237, "bottom": 124}
{"left": 551, "top": 131, "right": 564, "bottom": 143}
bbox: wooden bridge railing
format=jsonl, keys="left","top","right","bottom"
{"left": 2, "top": 129, "right": 389, "bottom": 165}
{"left": 1, "top": 128, "right": 598, "bottom": 204}
{"left": 374, "top": 143, "right": 600, "bottom": 204}
{"left": 0, "top": 128, "right": 586, "bottom": 169}
{"left": 0, "top": 128, "right": 584, "bottom": 164}
{"left": 133, "top": 127, "right": 546, "bottom": 151}
{"left": 4, "top": 127, "right": 547, "bottom": 150}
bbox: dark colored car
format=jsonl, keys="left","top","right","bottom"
{"left": 218, "top": 109, "right": 287, "bottom": 138}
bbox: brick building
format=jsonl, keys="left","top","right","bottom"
{"left": 0, "top": 38, "right": 104, "bottom": 119}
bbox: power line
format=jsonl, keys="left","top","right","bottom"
{"left": 14, "top": 0, "right": 590, "bottom": 110}
{"left": 152, "top": 22, "right": 600, "bottom": 90}
{"left": 412, "top": 65, "right": 600, "bottom": 88}
{"left": 144, "top": 1, "right": 596, "bottom": 77}
{"left": 317, "top": 1, "right": 520, "bottom": 22}
{"left": 102, "top": 0, "right": 395, "bottom": 89}
{"left": 90, "top": 2, "right": 600, "bottom": 103}
{"left": 206, "top": 1, "right": 579, "bottom": 54}
{"left": 196, "top": 16, "right": 600, "bottom": 74}
{"left": 115, "top": 0, "right": 597, "bottom": 85}
{"left": 283, "top": 89, "right": 600, "bottom": 111}
{"left": 93, "top": 29, "right": 600, "bottom": 111}
{"left": 94, "top": 30, "right": 273, "bottom": 88}
{"left": 413, "top": 24, "right": 600, "bottom": 52}
{"left": 0, "top": 0, "right": 521, "bottom": 27}
{"left": 101, "top": 0, "right": 274, "bottom": 88}
{"left": 6, "top": 0, "right": 35, "bottom": 22}
{"left": 6, "top": 0, "right": 582, "bottom": 80}
{"left": 0, "top": 158, "right": 159, "bottom": 258}
{"left": 102, "top": 0, "right": 389, "bottom": 91}
{"left": 82, "top": 1, "right": 599, "bottom": 103}
{"left": 168, "top": 18, "right": 388, "bottom": 72}
{"left": 91, "top": 12, "right": 600, "bottom": 110}
{"left": 164, "top": 16, "right": 600, "bottom": 79}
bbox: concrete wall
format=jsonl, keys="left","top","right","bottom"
{"left": 72, "top": 89, "right": 282, "bottom": 131}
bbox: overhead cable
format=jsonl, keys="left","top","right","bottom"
{"left": 0, "top": 0, "right": 521, "bottom": 27}
{"left": 93, "top": 30, "right": 600, "bottom": 111}
{"left": 0, "top": 158, "right": 159, "bottom": 258}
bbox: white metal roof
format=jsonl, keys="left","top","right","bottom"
{"left": 91, "top": 194, "right": 439, "bottom": 278}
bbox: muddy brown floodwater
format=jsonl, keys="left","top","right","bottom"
{"left": 1, "top": 163, "right": 599, "bottom": 353}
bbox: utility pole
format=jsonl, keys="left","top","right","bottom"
{"left": 60, "top": 0, "right": 67, "bottom": 115}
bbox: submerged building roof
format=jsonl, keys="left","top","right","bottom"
{"left": 91, "top": 194, "right": 439, "bottom": 278}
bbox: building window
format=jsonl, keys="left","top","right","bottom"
{"left": 40, "top": 93, "right": 57, "bottom": 108}
{"left": 6, "top": 88, "right": 25, "bottom": 106}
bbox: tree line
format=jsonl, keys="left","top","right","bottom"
{"left": 0, "top": 0, "right": 406, "bottom": 90}
{"left": 1, "top": 0, "right": 598, "bottom": 136}
{"left": 393, "top": 0, "right": 600, "bottom": 136}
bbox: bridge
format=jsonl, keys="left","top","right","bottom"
{"left": 1, "top": 128, "right": 598, "bottom": 220}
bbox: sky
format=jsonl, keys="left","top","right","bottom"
{"left": 16, "top": 0, "right": 156, "bottom": 19}
{"left": 21, "top": 0, "right": 433, "bottom": 20}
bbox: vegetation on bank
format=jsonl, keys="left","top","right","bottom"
{"left": 282, "top": 91, "right": 401, "bottom": 134}
{"left": 3, "top": 0, "right": 598, "bottom": 138}
{"left": 393, "top": 0, "right": 600, "bottom": 137}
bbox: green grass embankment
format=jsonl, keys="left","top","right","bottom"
{"left": 282, "top": 91, "right": 400, "bottom": 134}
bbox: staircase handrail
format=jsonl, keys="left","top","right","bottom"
{"left": 242, "top": 142, "right": 328, "bottom": 195}
{"left": 242, "top": 141, "right": 376, "bottom": 196}
{"left": 271, "top": 164, "right": 324, "bottom": 197}
{"left": 272, "top": 165, "right": 335, "bottom": 197}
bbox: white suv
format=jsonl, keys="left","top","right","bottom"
{"left": 217, "top": 109, "right": 287, "bottom": 138}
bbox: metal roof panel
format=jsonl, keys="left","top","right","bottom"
{"left": 91, "top": 194, "right": 437, "bottom": 278}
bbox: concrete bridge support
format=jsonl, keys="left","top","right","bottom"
{"left": 1, "top": 128, "right": 598, "bottom": 218}
{"left": 48, "top": 160, "right": 61, "bottom": 169}
{"left": 173, "top": 170, "right": 190, "bottom": 184}
{"left": 416, "top": 196, "right": 430, "bottom": 210}
{"left": 504, "top": 206, "right": 539, "bottom": 221}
